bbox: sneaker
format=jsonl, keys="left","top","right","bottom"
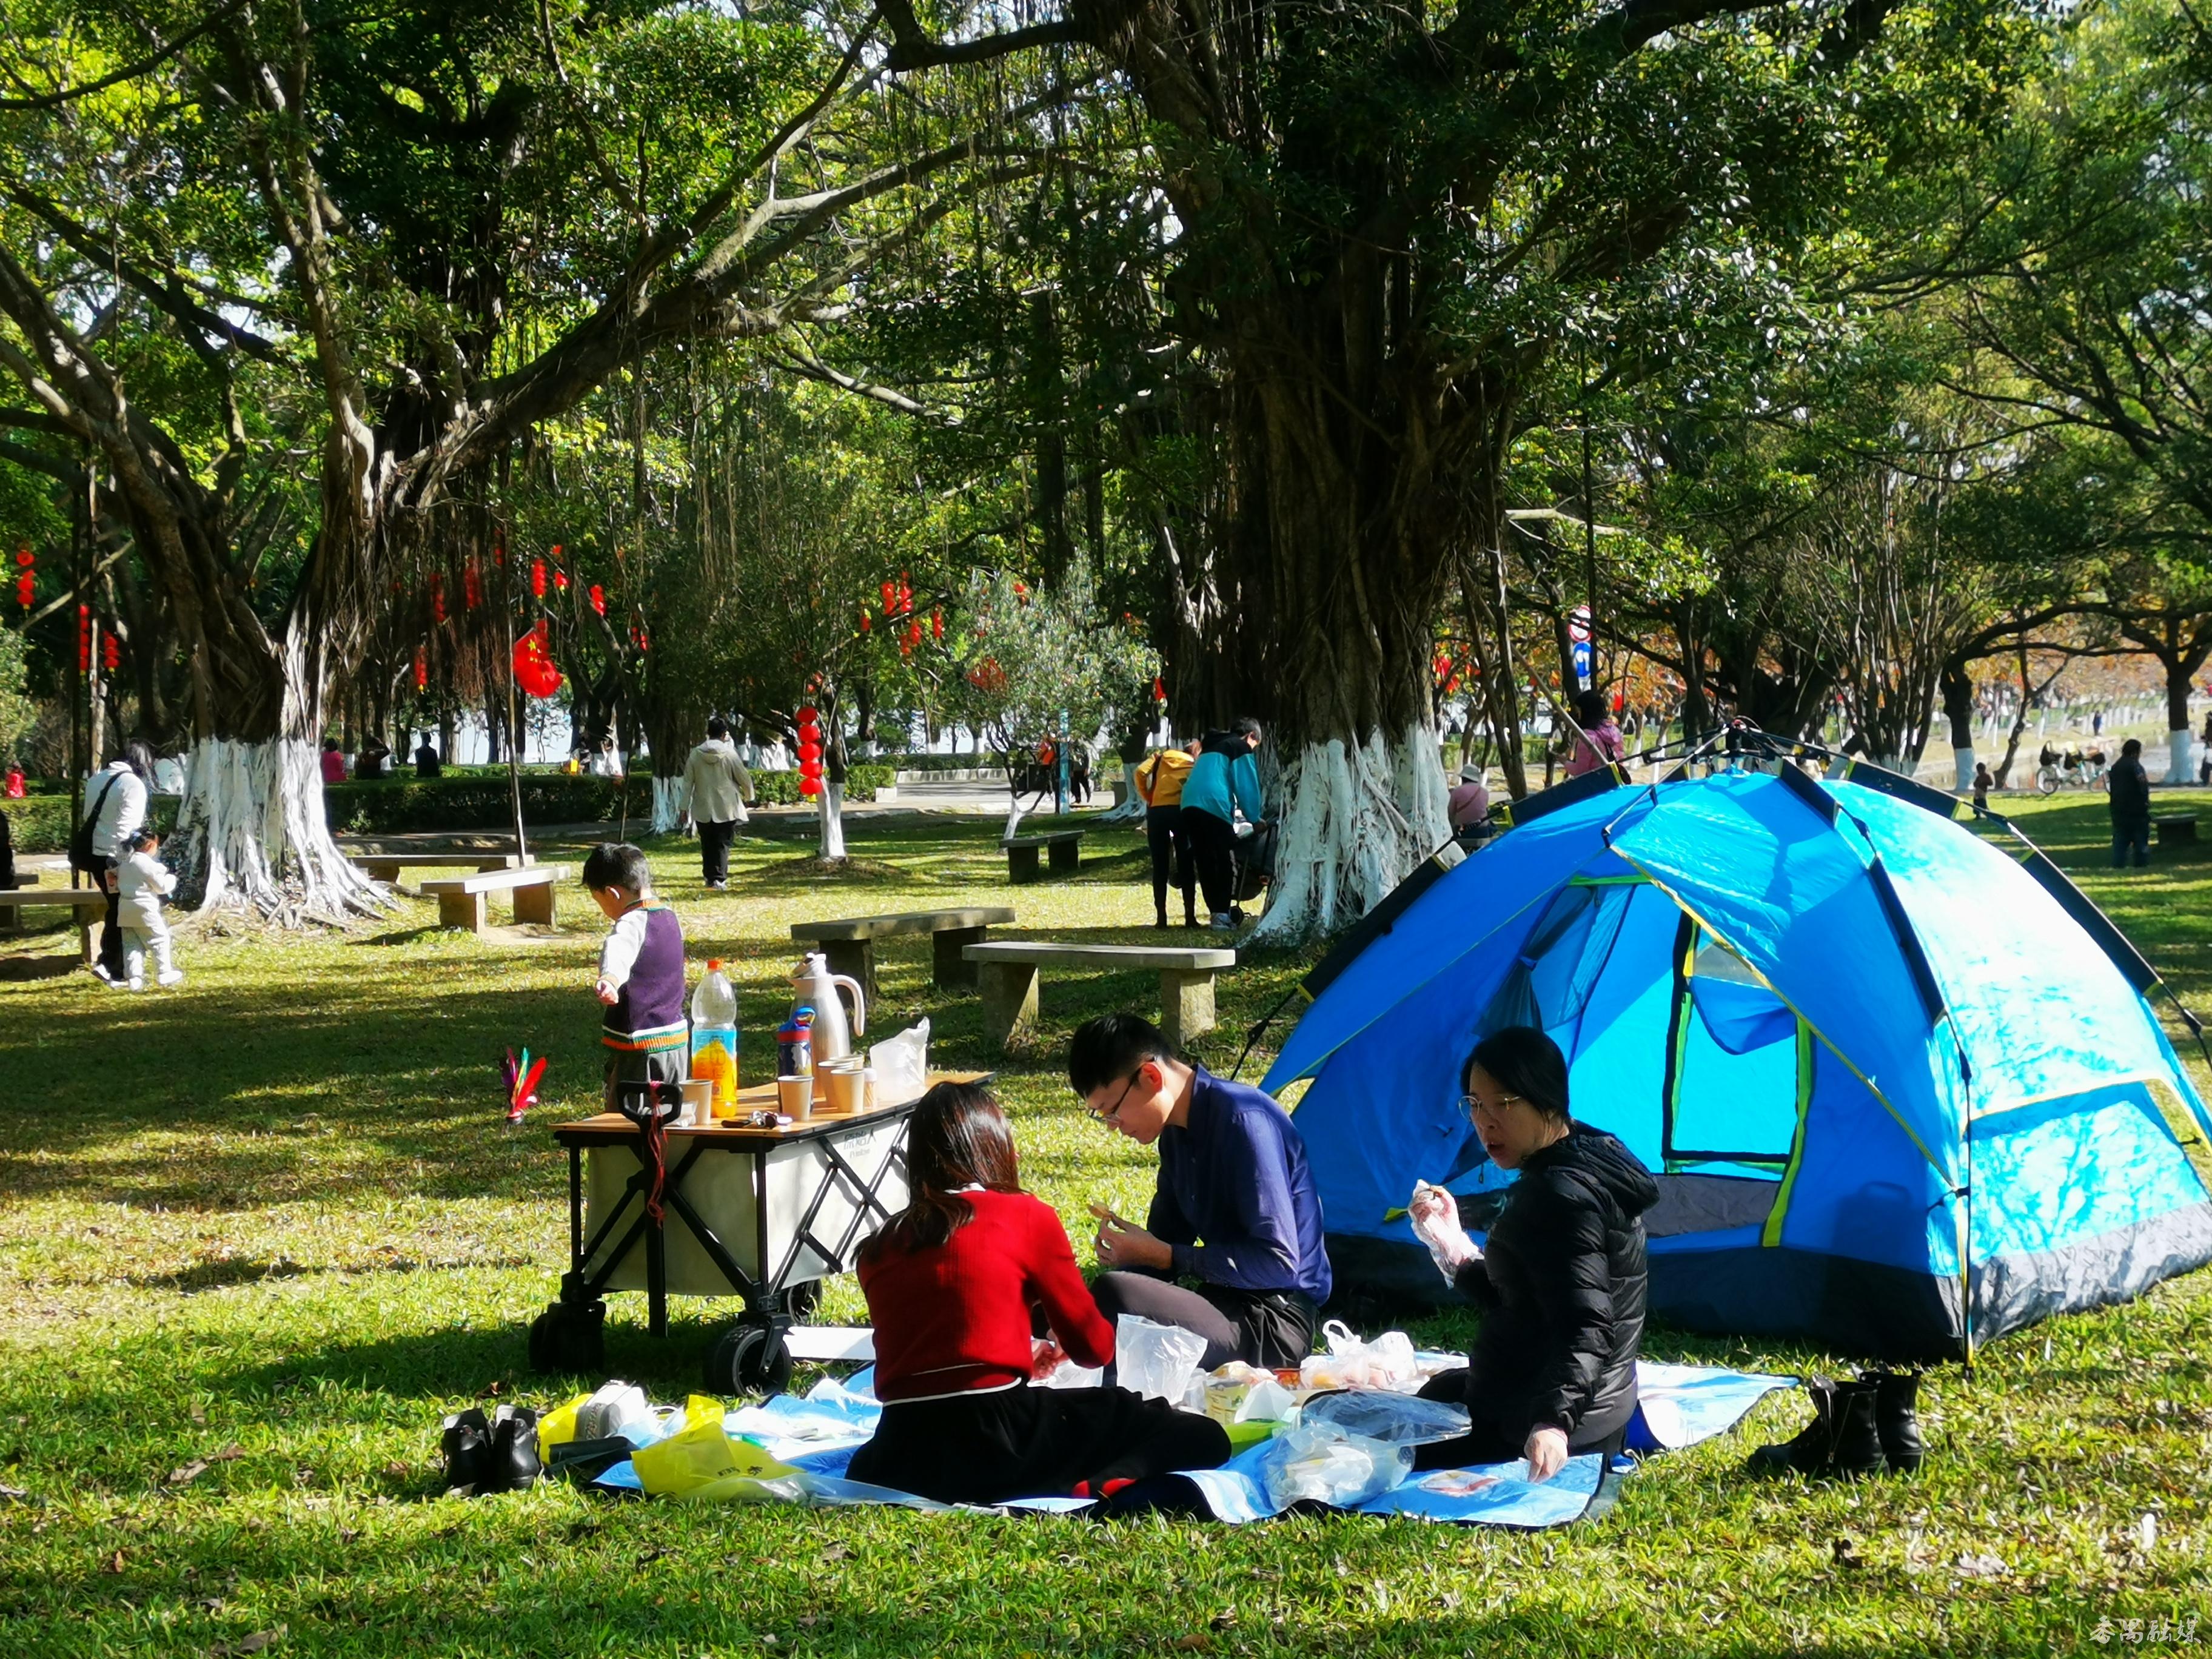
{"left": 1208, "top": 913, "right": 1234, "bottom": 930}
{"left": 158, "top": 970, "right": 184, "bottom": 988}
{"left": 127, "top": 976, "right": 144, "bottom": 991}
{"left": 89, "top": 962, "right": 115, "bottom": 985}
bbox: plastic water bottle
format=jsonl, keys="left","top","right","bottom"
{"left": 690, "top": 960, "right": 739, "bottom": 1119}
{"left": 777, "top": 1007, "right": 814, "bottom": 1079}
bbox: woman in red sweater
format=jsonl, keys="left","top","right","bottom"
{"left": 848, "top": 1081, "right": 1230, "bottom": 1504}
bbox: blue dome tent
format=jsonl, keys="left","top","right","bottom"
{"left": 1265, "top": 759, "right": 2212, "bottom": 1359}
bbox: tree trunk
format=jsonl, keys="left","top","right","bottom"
{"left": 1940, "top": 662, "right": 1977, "bottom": 794}
{"left": 2163, "top": 646, "right": 2196, "bottom": 785}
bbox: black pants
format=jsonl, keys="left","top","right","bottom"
{"left": 1146, "top": 806, "right": 1196, "bottom": 921}
{"left": 95, "top": 856, "right": 124, "bottom": 976}
{"left": 1407, "top": 1366, "right": 1631, "bottom": 1471}
{"left": 697, "top": 818, "right": 737, "bottom": 884}
{"left": 2112, "top": 820, "right": 2149, "bottom": 868}
{"left": 1091, "top": 1272, "right": 1316, "bottom": 1371}
{"left": 847, "top": 1382, "right": 1229, "bottom": 1505}
{"left": 1182, "top": 807, "right": 1238, "bottom": 919}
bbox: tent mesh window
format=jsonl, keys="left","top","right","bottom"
{"left": 1658, "top": 916, "right": 1804, "bottom": 1173}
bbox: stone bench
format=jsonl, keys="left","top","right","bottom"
{"left": 1002, "top": 830, "right": 1082, "bottom": 883}
{"left": 792, "top": 906, "right": 1017, "bottom": 996}
{"left": 964, "top": 940, "right": 1236, "bottom": 1050}
{"left": 418, "top": 864, "right": 569, "bottom": 933}
{"left": 347, "top": 850, "right": 524, "bottom": 884}
{"left": 0, "top": 885, "right": 110, "bottom": 959}
{"left": 2155, "top": 813, "right": 2198, "bottom": 848}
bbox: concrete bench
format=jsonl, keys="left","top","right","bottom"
{"left": 0, "top": 885, "right": 110, "bottom": 959}
{"left": 418, "top": 864, "right": 569, "bottom": 933}
{"left": 347, "top": 851, "right": 525, "bottom": 884}
{"left": 2156, "top": 814, "right": 2198, "bottom": 848}
{"left": 1, "top": 871, "right": 41, "bottom": 888}
{"left": 1002, "top": 830, "right": 1082, "bottom": 883}
{"left": 792, "top": 906, "right": 1016, "bottom": 996}
{"left": 964, "top": 940, "right": 1236, "bottom": 1050}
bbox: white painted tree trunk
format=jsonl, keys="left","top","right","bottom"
{"left": 650, "top": 775, "right": 686, "bottom": 836}
{"left": 2168, "top": 728, "right": 2192, "bottom": 785}
{"left": 817, "top": 780, "right": 847, "bottom": 860}
{"left": 1952, "top": 745, "right": 1977, "bottom": 793}
{"left": 176, "top": 736, "right": 386, "bottom": 920}
{"left": 1252, "top": 723, "right": 1452, "bottom": 943}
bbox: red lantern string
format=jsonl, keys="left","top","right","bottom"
{"left": 589, "top": 584, "right": 606, "bottom": 617}
{"left": 414, "top": 646, "right": 428, "bottom": 691}
{"left": 431, "top": 573, "right": 447, "bottom": 624}
{"left": 931, "top": 609, "right": 943, "bottom": 640}
{"left": 859, "top": 611, "right": 871, "bottom": 632}
{"left": 531, "top": 558, "right": 547, "bottom": 599}
{"left": 14, "top": 572, "right": 30, "bottom": 610}
{"left": 77, "top": 604, "right": 91, "bottom": 673}
{"left": 553, "top": 569, "right": 569, "bottom": 594}
{"left": 879, "top": 580, "right": 895, "bottom": 617}
{"left": 102, "top": 634, "right": 120, "bottom": 673}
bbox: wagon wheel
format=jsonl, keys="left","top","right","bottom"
{"left": 706, "top": 1319, "right": 793, "bottom": 1396}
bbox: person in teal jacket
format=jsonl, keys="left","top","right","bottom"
{"left": 1182, "top": 719, "right": 1263, "bottom": 928}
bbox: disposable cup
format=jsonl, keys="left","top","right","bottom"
{"left": 776, "top": 1074, "right": 812, "bottom": 1122}
{"left": 677, "top": 1079, "right": 714, "bottom": 1127}
{"left": 823, "top": 1067, "right": 866, "bottom": 1114}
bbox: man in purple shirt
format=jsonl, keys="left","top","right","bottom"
{"left": 1070, "top": 1014, "right": 1332, "bottom": 1369}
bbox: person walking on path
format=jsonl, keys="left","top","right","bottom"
{"left": 1181, "top": 719, "right": 1262, "bottom": 929}
{"left": 1972, "top": 761, "right": 1994, "bottom": 811}
{"left": 681, "top": 716, "right": 754, "bottom": 890}
{"left": 1134, "top": 740, "right": 1198, "bottom": 929}
{"left": 1070, "top": 1014, "right": 1332, "bottom": 1373}
{"left": 1564, "top": 689, "right": 1627, "bottom": 779}
{"left": 2107, "top": 737, "right": 2152, "bottom": 868}
{"left": 82, "top": 742, "right": 152, "bottom": 985}
{"left": 116, "top": 825, "right": 183, "bottom": 990}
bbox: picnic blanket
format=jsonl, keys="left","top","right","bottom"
{"left": 583, "top": 1360, "right": 1792, "bottom": 1527}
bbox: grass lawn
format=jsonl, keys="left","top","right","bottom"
{"left": 2, "top": 793, "right": 2209, "bottom": 1657}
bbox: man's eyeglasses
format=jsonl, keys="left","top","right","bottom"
{"left": 1088, "top": 1068, "right": 1147, "bottom": 1124}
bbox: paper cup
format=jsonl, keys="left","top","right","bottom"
{"left": 776, "top": 1074, "right": 812, "bottom": 1121}
{"left": 823, "top": 1067, "right": 866, "bottom": 1114}
{"left": 677, "top": 1079, "right": 714, "bottom": 1127}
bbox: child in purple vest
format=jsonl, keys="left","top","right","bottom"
{"left": 585, "top": 842, "right": 688, "bottom": 1113}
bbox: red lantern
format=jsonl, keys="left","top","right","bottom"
{"left": 431, "top": 573, "right": 446, "bottom": 624}
{"left": 799, "top": 776, "right": 821, "bottom": 797}
{"left": 589, "top": 584, "right": 606, "bottom": 617}
{"left": 531, "top": 557, "right": 547, "bottom": 599}
{"left": 931, "top": 609, "right": 943, "bottom": 640}
{"left": 880, "top": 581, "right": 894, "bottom": 615}
{"left": 798, "top": 739, "right": 822, "bottom": 763}
{"left": 414, "top": 646, "right": 428, "bottom": 691}
{"left": 13, "top": 572, "right": 30, "bottom": 609}
{"left": 77, "top": 603, "right": 91, "bottom": 672}
{"left": 554, "top": 569, "right": 569, "bottom": 594}
{"left": 1153, "top": 676, "right": 1165, "bottom": 704}
{"left": 102, "top": 633, "right": 120, "bottom": 672}
{"left": 12, "top": 545, "right": 30, "bottom": 568}
{"left": 859, "top": 610, "right": 871, "bottom": 632}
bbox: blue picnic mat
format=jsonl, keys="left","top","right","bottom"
{"left": 585, "top": 1360, "right": 1792, "bottom": 1527}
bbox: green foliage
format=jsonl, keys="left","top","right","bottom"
{"left": 0, "top": 623, "right": 33, "bottom": 764}
{"left": 944, "top": 560, "right": 1158, "bottom": 759}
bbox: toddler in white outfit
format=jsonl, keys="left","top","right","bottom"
{"left": 117, "top": 826, "right": 183, "bottom": 990}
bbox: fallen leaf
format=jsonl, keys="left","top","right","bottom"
{"left": 189, "top": 1408, "right": 207, "bottom": 1425}
{"left": 380, "top": 1463, "right": 410, "bottom": 1480}
{"left": 819, "top": 1543, "right": 851, "bottom": 1564}
{"left": 103, "top": 1550, "right": 126, "bottom": 1574}
{"left": 235, "top": 1629, "right": 284, "bottom": 1654}
{"left": 198, "top": 1598, "right": 225, "bottom": 1614}
{"left": 1173, "top": 1636, "right": 1211, "bottom": 1652}
{"left": 1953, "top": 1552, "right": 2006, "bottom": 1581}
{"left": 209, "top": 1445, "right": 246, "bottom": 1463}
{"left": 168, "top": 1461, "right": 210, "bottom": 1486}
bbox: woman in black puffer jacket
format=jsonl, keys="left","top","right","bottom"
{"left": 1406, "top": 1025, "right": 1657, "bottom": 1480}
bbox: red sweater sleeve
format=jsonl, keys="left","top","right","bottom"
{"left": 1025, "top": 1201, "right": 1116, "bottom": 1369}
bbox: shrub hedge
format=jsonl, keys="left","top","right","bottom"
{"left": 0, "top": 766, "right": 893, "bottom": 850}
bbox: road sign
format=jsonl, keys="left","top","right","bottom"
{"left": 1567, "top": 605, "right": 1592, "bottom": 645}
{"left": 1571, "top": 639, "right": 1593, "bottom": 688}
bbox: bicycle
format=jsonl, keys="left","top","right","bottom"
{"left": 2035, "top": 745, "right": 2108, "bottom": 794}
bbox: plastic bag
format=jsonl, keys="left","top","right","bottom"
{"left": 1236, "top": 1376, "right": 1296, "bottom": 1424}
{"left": 1255, "top": 1424, "right": 1412, "bottom": 1510}
{"left": 1036, "top": 1357, "right": 1104, "bottom": 1390}
{"left": 869, "top": 1019, "right": 930, "bottom": 1107}
{"left": 1115, "top": 1313, "right": 1208, "bottom": 1404}
{"left": 632, "top": 1395, "right": 801, "bottom": 1496}
{"left": 1299, "top": 1321, "right": 1421, "bottom": 1392}
{"left": 1299, "top": 1389, "right": 1471, "bottom": 1447}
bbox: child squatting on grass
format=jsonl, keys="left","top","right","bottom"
{"left": 117, "top": 825, "right": 183, "bottom": 991}
{"left": 584, "top": 843, "right": 688, "bottom": 1113}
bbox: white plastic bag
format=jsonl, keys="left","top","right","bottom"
{"left": 1299, "top": 1321, "right": 1421, "bottom": 1392}
{"left": 869, "top": 1019, "right": 930, "bottom": 1107}
{"left": 1115, "top": 1313, "right": 1208, "bottom": 1404}
{"left": 1256, "top": 1424, "right": 1412, "bottom": 1509}
{"left": 1036, "top": 1358, "right": 1104, "bottom": 1390}
{"left": 1299, "top": 1388, "right": 1470, "bottom": 1447}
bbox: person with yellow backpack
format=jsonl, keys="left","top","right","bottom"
{"left": 1134, "top": 739, "right": 1198, "bottom": 929}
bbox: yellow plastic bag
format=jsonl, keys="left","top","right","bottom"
{"left": 535, "top": 1393, "right": 594, "bottom": 1462}
{"left": 631, "top": 1396, "right": 799, "bottom": 1497}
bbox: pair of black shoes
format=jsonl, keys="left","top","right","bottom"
{"left": 1748, "top": 1370, "right": 1923, "bottom": 1477}
{"left": 440, "top": 1403, "right": 543, "bottom": 1494}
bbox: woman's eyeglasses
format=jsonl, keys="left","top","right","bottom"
{"left": 1462, "top": 1090, "right": 1526, "bottom": 1122}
